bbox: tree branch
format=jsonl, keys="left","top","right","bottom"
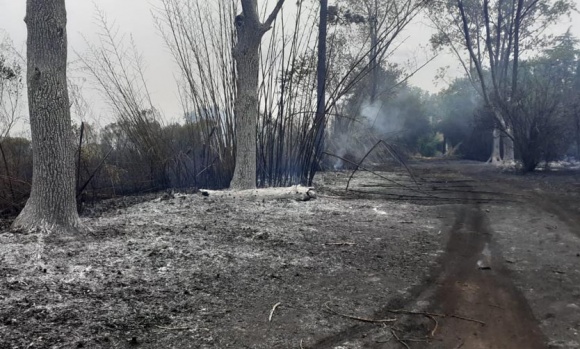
{"left": 263, "top": 0, "right": 285, "bottom": 30}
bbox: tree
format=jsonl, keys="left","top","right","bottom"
{"left": 307, "top": 0, "right": 328, "bottom": 185}
{"left": 430, "top": 0, "right": 575, "bottom": 165}
{"left": 229, "top": 0, "right": 285, "bottom": 189}
{"left": 12, "top": 0, "right": 82, "bottom": 233}
{"left": 157, "top": 0, "right": 237, "bottom": 189}
{"left": 507, "top": 32, "right": 579, "bottom": 170}
{"left": 572, "top": 60, "right": 580, "bottom": 158}
{"left": 330, "top": 0, "right": 428, "bottom": 104}
{"left": 0, "top": 46, "right": 24, "bottom": 206}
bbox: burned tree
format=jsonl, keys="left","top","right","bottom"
{"left": 12, "top": 0, "right": 82, "bottom": 232}
{"left": 430, "top": 0, "right": 574, "bottom": 166}
{"left": 230, "top": 0, "right": 285, "bottom": 189}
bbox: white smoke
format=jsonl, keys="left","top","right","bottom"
{"left": 360, "top": 98, "right": 404, "bottom": 137}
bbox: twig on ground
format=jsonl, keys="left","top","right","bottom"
{"left": 324, "top": 242, "right": 356, "bottom": 246}
{"left": 269, "top": 302, "right": 282, "bottom": 322}
{"left": 427, "top": 314, "right": 438, "bottom": 337}
{"left": 156, "top": 325, "right": 190, "bottom": 330}
{"left": 324, "top": 302, "right": 397, "bottom": 323}
{"left": 390, "top": 328, "right": 411, "bottom": 349}
{"left": 299, "top": 339, "right": 305, "bottom": 349}
{"left": 448, "top": 313, "right": 486, "bottom": 325}
{"left": 386, "top": 309, "right": 485, "bottom": 326}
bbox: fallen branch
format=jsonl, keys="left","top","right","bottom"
{"left": 76, "top": 148, "right": 113, "bottom": 199}
{"left": 447, "top": 313, "right": 486, "bottom": 325}
{"left": 324, "top": 242, "right": 356, "bottom": 246}
{"left": 323, "top": 152, "right": 436, "bottom": 198}
{"left": 390, "top": 328, "right": 411, "bottom": 349}
{"left": 386, "top": 309, "right": 485, "bottom": 326}
{"left": 269, "top": 302, "right": 281, "bottom": 322}
{"left": 427, "top": 314, "right": 438, "bottom": 337}
{"left": 324, "top": 302, "right": 397, "bottom": 323}
{"left": 344, "top": 140, "right": 419, "bottom": 192}
{"left": 155, "top": 325, "right": 190, "bottom": 330}
{"left": 200, "top": 185, "right": 315, "bottom": 202}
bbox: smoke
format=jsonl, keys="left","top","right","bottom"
{"left": 360, "top": 98, "right": 404, "bottom": 137}
{"left": 328, "top": 97, "right": 407, "bottom": 170}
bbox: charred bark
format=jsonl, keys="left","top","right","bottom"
{"left": 307, "top": 0, "right": 328, "bottom": 186}
{"left": 12, "top": 0, "right": 81, "bottom": 233}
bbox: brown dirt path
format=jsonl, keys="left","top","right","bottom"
{"left": 426, "top": 203, "right": 547, "bottom": 348}
{"left": 410, "top": 160, "right": 580, "bottom": 349}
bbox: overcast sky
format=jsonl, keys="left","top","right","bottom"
{"left": 1, "top": 0, "right": 579, "bottom": 129}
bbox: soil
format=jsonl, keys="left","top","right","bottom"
{"left": 1, "top": 160, "right": 579, "bottom": 349}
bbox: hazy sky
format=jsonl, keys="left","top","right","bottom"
{"left": 1, "top": 0, "right": 579, "bottom": 128}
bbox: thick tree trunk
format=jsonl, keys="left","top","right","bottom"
{"left": 231, "top": 45, "right": 260, "bottom": 189}
{"left": 12, "top": 0, "right": 81, "bottom": 233}
{"left": 230, "top": 0, "right": 284, "bottom": 189}
{"left": 502, "top": 127, "right": 515, "bottom": 162}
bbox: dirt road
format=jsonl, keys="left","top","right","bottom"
{"left": 428, "top": 196, "right": 546, "bottom": 348}
{"left": 314, "top": 161, "right": 580, "bottom": 348}
{"left": 409, "top": 162, "right": 580, "bottom": 349}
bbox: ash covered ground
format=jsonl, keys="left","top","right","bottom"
{"left": 1, "top": 161, "right": 579, "bottom": 348}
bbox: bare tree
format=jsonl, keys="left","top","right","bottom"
{"left": 0, "top": 40, "right": 25, "bottom": 206}
{"left": 430, "top": 0, "right": 574, "bottom": 165}
{"left": 230, "top": 0, "right": 285, "bottom": 189}
{"left": 12, "top": 0, "right": 81, "bottom": 232}
{"left": 79, "top": 10, "right": 174, "bottom": 191}
{"left": 156, "top": 0, "right": 237, "bottom": 189}
{"left": 329, "top": 0, "right": 429, "bottom": 104}
{"left": 308, "top": 0, "right": 328, "bottom": 185}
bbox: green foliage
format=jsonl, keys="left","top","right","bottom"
{"left": 394, "top": 87, "right": 433, "bottom": 153}
{"left": 417, "top": 133, "right": 441, "bottom": 157}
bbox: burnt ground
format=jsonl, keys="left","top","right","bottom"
{"left": 0, "top": 160, "right": 579, "bottom": 349}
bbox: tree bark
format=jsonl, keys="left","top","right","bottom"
{"left": 502, "top": 127, "right": 515, "bottom": 162}
{"left": 230, "top": 0, "right": 285, "bottom": 189}
{"left": 307, "top": 0, "right": 328, "bottom": 186}
{"left": 12, "top": 0, "right": 81, "bottom": 233}
{"left": 576, "top": 114, "right": 580, "bottom": 159}
{"left": 368, "top": 0, "right": 379, "bottom": 103}
{"left": 488, "top": 127, "right": 502, "bottom": 164}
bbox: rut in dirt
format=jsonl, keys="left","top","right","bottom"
{"left": 427, "top": 199, "right": 547, "bottom": 349}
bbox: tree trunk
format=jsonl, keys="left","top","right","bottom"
{"left": 575, "top": 110, "right": 580, "bottom": 159}
{"left": 231, "top": 46, "right": 260, "bottom": 189}
{"left": 488, "top": 127, "right": 502, "bottom": 164}
{"left": 502, "top": 127, "right": 515, "bottom": 162}
{"left": 576, "top": 119, "right": 580, "bottom": 159}
{"left": 12, "top": 0, "right": 81, "bottom": 233}
{"left": 368, "top": 0, "right": 379, "bottom": 103}
{"left": 230, "top": 0, "right": 285, "bottom": 189}
{"left": 307, "top": 0, "right": 328, "bottom": 186}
